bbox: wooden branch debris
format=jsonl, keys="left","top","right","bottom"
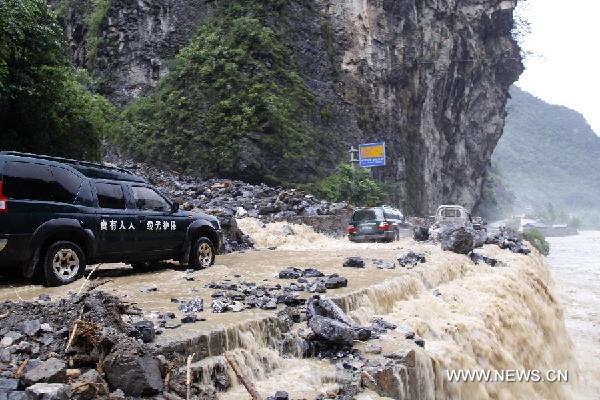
{"left": 186, "top": 353, "right": 196, "bottom": 400}
{"left": 224, "top": 353, "right": 263, "bottom": 400}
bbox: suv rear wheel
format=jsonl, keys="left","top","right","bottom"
{"left": 43, "top": 241, "right": 86, "bottom": 286}
{"left": 190, "top": 237, "right": 215, "bottom": 269}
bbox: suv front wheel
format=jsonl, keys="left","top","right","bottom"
{"left": 190, "top": 237, "right": 215, "bottom": 269}
{"left": 43, "top": 241, "right": 86, "bottom": 286}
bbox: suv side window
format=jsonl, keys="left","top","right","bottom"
{"left": 132, "top": 186, "right": 170, "bottom": 212}
{"left": 4, "top": 161, "right": 54, "bottom": 202}
{"left": 49, "top": 166, "right": 82, "bottom": 204}
{"left": 96, "top": 182, "right": 126, "bottom": 209}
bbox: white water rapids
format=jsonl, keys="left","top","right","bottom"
{"left": 215, "top": 219, "right": 587, "bottom": 399}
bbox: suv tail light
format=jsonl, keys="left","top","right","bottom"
{"left": 0, "top": 181, "right": 6, "bottom": 213}
{"left": 377, "top": 221, "right": 390, "bottom": 231}
{"left": 347, "top": 225, "right": 357, "bottom": 234}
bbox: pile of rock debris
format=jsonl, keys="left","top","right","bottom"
{"left": 0, "top": 291, "right": 213, "bottom": 400}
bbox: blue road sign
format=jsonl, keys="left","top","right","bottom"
{"left": 359, "top": 142, "right": 386, "bottom": 168}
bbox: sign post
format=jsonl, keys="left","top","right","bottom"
{"left": 358, "top": 142, "right": 386, "bottom": 168}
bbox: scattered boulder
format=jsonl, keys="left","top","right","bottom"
{"left": 412, "top": 226, "right": 429, "bottom": 242}
{"left": 343, "top": 257, "right": 365, "bottom": 269}
{"left": 178, "top": 299, "right": 204, "bottom": 314}
{"left": 133, "top": 321, "right": 155, "bottom": 343}
{"left": 302, "top": 268, "right": 324, "bottom": 278}
{"left": 352, "top": 327, "right": 372, "bottom": 341}
{"left": 308, "top": 316, "right": 354, "bottom": 345}
{"left": 103, "top": 352, "right": 163, "bottom": 396}
{"left": 21, "top": 319, "right": 42, "bottom": 336}
{"left": 324, "top": 274, "right": 347, "bottom": 289}
{"left": 0, "top": 377, "right": 18, "bottom": 392}
{"left": 278, "top": 267, "right": 303, "bottom": 279}
{"left": 25, "top": 383, "right": 69, "bottom": 400}
{"left": 470, "top": 252, "right": 499, "bottom": 267}
{"left": 23, "top": 358, "right": 66, "bottom": 385}
{"left": 440, "top": 227, "right": 474, "bottom": 254}
{"left": 306, "top": 296, "right": 353, "bottom": 326}
{"left": 308, "top": 281, "right": 327, "bottom": 293}
{"left": 371, "top": 318, "right": 397, "bottom": 334}
{"left": 181, "top": 314, "right": 198, "bottom": 323}
{"left": 397, "top": 251, "right": 426, "bottom": 268}
{"left": 267, "top": 390, "right": 290, "bottom": 400}
{"left": 487, "top": 228, "right": 531, "bottom": 254}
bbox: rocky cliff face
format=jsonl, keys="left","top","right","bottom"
{"left": 54, "top": 0, "right": 522, "bottom": 215}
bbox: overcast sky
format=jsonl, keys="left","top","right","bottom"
{"left": 515, "top": 0, "right": 600, "bottom": 135}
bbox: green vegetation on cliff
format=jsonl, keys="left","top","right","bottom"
{"left": 0, "top": 0, "right": 120, "bottom": 160}
{"left": 114, "top": 1, "right": 319, "bottom": 179}
{"left": 302, "top": 163, "right": 386, "bottom": 207}
{"left": 523, "top": 229, "right": 550, "bottom": 256}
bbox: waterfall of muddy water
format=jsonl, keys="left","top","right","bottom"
{"left": 216, "top": 219, "right": 578, "bottom": 399}
{"left": 546, "top": 231, "right": 600, "bottom": 399}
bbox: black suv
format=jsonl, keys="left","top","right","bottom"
{"left": 0, "top": 152, "right": 223, "bottom": 286}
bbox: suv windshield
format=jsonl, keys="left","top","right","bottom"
{"left": 352, "top": 209, "right": 382, "bottom": 222}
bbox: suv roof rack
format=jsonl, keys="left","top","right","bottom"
{"left": 0, "top": 151, "right": 146, "bottom": 183}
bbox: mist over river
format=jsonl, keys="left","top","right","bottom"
{"left": 546, "top": 231, "right": 600, "bottom": 399}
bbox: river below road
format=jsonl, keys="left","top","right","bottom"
{"left": 546, "top": 231, "right": 600, "bottom": 399}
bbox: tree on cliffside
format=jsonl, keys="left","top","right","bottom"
{"left": 114, "top": 1, "right": 330, "bottom": 182}
{"left": 0, "top": 0, "right": 121, "bottom": 160}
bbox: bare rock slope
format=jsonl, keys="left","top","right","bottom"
{"left": 54, "top": 0, "right": 523, "bottom": 215}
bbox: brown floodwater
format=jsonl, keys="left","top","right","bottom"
{"left": 0, "top": 218, "right": 583, "bottom": 399}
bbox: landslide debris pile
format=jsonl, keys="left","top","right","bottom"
{"left": 0, "top": 292, "right": 212, "bottom": 400}
{"left": 296, "top": 296, "right": 428, "bottom": 399}
{"left": 105, "top": 153, "right": 352, "bottom": 252}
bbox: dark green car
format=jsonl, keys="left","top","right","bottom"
{"left": 347, "top": 206, "right": 406, "bottom": 242}
{"left": 0, "top": 151, "right": 223, "bottom": 286}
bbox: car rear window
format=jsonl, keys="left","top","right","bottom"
{"left": 352, "top": 209, "right": 382, "bottom": 221}
{"left": 96, "top": 182, "right": 126, "bottom": 209}
{"left": 3, "top": 161, "right": 80, "bottom": 203}
{"left": 442, "top": 208, "right": 461, "bottom": 217}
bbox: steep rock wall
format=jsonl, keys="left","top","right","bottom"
{"left": 53, "top": 0, "right": 522, "bottom": 214}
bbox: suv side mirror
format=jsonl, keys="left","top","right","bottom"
{"left": 171, "top": 202, "right": 180, "bottom": 213}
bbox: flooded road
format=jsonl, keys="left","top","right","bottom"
{"left": 546, "top": 231, "right": 600, "bottom": 399}
{"left": 0, "top": 220, "right": 582, "bottom": 399}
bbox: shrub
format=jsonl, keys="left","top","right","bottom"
{"left": 523, "top": 229, "right": 550, "bottom": 256}
{"left": 304, "top": 163, "right": 386, "bottom": 207}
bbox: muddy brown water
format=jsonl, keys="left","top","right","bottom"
{"left": 546, "top": 231, "right": 600, "bottom": 399}
{"left": 0, "top": 219, "right": 583, "bottom": 399}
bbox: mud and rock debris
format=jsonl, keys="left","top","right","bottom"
{"left": 487, "top": 227, "right": 532, "bottom": 254}
{"left": 0, "top": 291, "right": 215, "bottom": 399}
